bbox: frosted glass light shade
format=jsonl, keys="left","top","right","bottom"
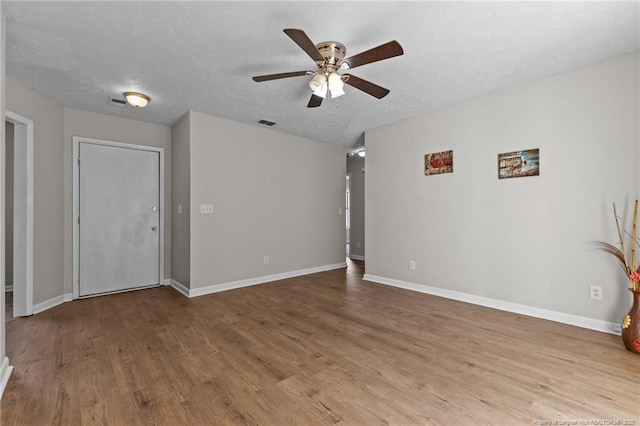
{"left": 124, "top": 92, "right": 150, "bottom": 108}
{"left": 328, "top": 72, "right": 345, "bottom": 98}
{"left": 309, "top": 74, "right": 327, "bottom": 98}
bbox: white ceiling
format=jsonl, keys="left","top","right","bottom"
{"left": 3, "top": 1, "right": 639, "bottom": 148}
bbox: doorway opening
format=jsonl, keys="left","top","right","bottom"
{"left": 5, "top": 111, "right": 34, "bottom": 318}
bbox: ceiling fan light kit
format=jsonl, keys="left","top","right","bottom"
{"left": 309, "top": 73, "right": 328, "bottom": 98}
{"left": 328, "top": 72, "right": 345, "bottom": 98}
{"left": 309, "top": 72, "right": 345, "bottom": 99}
{"left": 253, "top": 28, "right": 403, "bottom": 108}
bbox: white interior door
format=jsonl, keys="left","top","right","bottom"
{"left": 78, "top": 142, "right": 160, "bottom": 297}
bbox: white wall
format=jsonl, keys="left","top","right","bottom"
{"left": 365, "top": 52, "right": 639, "bottom": 325}
{"left": 0, "top": 9, "right": 11, "bottom": 399}
{"left": 171, "top": 112, "right": 190, "bottom": 288}
{"left": 6, "top": 79, "right": 64, "bottom": 305}
{"left": 63, "top": 108, "right": 172, "bottom": 294}
{"left": 4, "top": 122, "right": 12, "bottom": 289}
{"left": 187, "top": 111, "right": 346, "bottom": 289}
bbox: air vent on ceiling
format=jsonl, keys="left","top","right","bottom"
{"left": 108, "top": 97, "right": 127, "bottom": 108}
{"left": 258, "top": 119, "right": 277, "bottom": 127}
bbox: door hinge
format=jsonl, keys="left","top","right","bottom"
{"left": 77, "top": 216, "right": 80, "bottom": 224}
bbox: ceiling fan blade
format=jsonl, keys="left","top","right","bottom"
{"left": 341, "top": 40, "right": 404, "bottom": 70}
{"left": 253, "top": 71, "right": 310, "bottom": 82}
{"left": 343, "top": 74, "right": 390, "bottom": 99}
{"left": 283, "top": 28, "right": 325, "bottom": 63}
{"left": 307, "top": 94, "right": 323, "bottom": 108}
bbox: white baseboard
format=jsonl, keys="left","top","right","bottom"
{"left": 172, "top": 263, "right": 347, "bottom": 298}
{"left": 32, "top": 293, "right": 73, "bottom": 315}
{"left": 0, "top": 356, "right": 14, "bottom": 400}
{"left": 4, "top": 285, "right": 13, "bottom": 292}
{"left": 168, "top": 279, "right": 190, "bottom": 297}
{"left": 363, "top": 274, "right": 619, "bottom": 335}
{"left": 349, "top": 255, "right": 365, "bottom": 261}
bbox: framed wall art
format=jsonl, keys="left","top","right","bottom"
{"left": 425, "top": 150, "right": 453, "bottom": 175}
{"left": 498, "top": 148, "right": 539, "bottom": 179}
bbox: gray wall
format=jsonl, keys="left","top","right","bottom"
{"left": 4, "top": 122, "right": 12, "bottom": 289}
{"left": 171, "top": 112, "right": 190, "bottom": 288}
{"left": 1, "top": 8, "right": 6, "bottom": 386}
{"left": 63, "top": 107, "right": 173, "bottom": 294}
{"left": 365, "top": 52, "right": 639, "bottom": 323}
{"left": 187, "top": 111, "right": 346, "bottom": 288}
{"left": 6, "top": 78, "right": 64, "bottom": 305}
{"left": 347, "top": 155, "right": 365, "bottom": 259}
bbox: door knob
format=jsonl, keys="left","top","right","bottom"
{"left": 151, "top": 226, "right": 158, "bottom": 232}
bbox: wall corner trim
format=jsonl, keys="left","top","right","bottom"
{"left": 175, "top": 263, "right": 347, "bottom": 298}
{"left": 0, "top": 357, "right": 14, "bottom": 400}
{"left": 363, "top": 274, "right": 619, "bottom": 335}
{"left": 32, "top": 293, "right": 73, "bottom": 315}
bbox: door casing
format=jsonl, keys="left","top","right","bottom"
{"left": 72, "top": 137, "right": 164, "bottom": 299}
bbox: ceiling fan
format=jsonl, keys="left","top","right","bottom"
{"left": 252, "top": 29, "right": 404, "bottom": 108}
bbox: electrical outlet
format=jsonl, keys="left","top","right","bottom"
{"left": 356, "top": 242, "right": 361, "bottom": 249}
{"left": 409, "top": 260, "right": 416, "bottom": 270}
{"left": 338, "top": 207, "right": 343, "bottom": 214}
{"left": 263, "top": 256, "right": 269, "bottom": 265}
{"left": 177, "top": 204, "right": 182, "bottom": 214}
{"left": 590, "top": 285, "right": 603, "bottom": 300}
{"left": 200, "top": 204, "right": 213, "bottom": 214}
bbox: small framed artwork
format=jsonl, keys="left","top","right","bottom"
{"left": 425, "top": 150, "right": 453, "bottom": 175}
{"left": 498, "top": 148, "right": 539, "bottom": 179}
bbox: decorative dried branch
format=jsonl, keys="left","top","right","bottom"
{"left": 633, "top": 200, "right": 638, "bottom": 272}
{"left": 613, "top": 203, "right": 631, "bottom": 275}
{"left": 596, "top": 201, "right": 640, "bottom": 291}
{"left": 593, "top": 241, "right": 629, "bottom": 275}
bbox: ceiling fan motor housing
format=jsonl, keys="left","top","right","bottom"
{"left": 315, "top": 41, "right": 346, "bottom": 71}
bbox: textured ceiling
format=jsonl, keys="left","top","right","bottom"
{"left": 3, "top": 1, "right": 639, "bottom": 148}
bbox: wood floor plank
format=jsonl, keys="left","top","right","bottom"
{"left": 1, "top": 260, "right": 639, "bottom": 425}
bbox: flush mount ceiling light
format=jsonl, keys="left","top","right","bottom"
{"left": 123, "top": 91, "right": 150, "bottom": 108}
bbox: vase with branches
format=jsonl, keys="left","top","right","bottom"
{"left": 596, "top": 199, "right": 640, "bottom": 353}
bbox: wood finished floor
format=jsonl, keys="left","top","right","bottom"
{"left": 1, "top": 260, "right": 639, "bottom": 425}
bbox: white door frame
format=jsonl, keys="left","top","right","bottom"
{"left": 72, "top": 137, "right": 164, "bottom": 299}
{"left": 5, "top": 111, "right": 34, "bottom": 317}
